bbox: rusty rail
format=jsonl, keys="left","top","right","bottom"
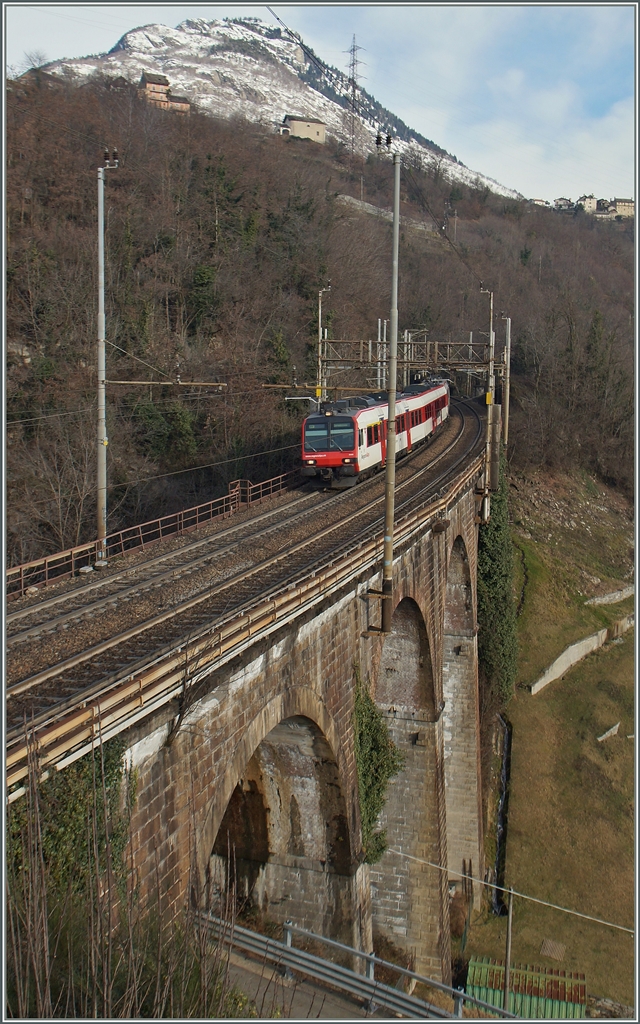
{"left": 6, "top": 455, "right": 483, "bottom": 799}
{"left": 6, "top": 470, "right": 298, "bottom": 602}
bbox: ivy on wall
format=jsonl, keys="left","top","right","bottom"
{"left": 477, "top": 446, "right": 518, "bottom": 705}
{"left": 7, "top": 738, "right": 135, "bottom": 900}
{"left": 353, "top": 666, "right": 405, "bottom": 864}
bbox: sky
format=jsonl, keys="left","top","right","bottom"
{"left": 3, "top": 3, "right": 636, "bottom": 202}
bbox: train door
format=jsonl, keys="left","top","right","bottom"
{"left": 381, "top": 418, "right": 387, "bottom": 466}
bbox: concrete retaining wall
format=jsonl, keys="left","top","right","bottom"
{"left": 585, "top": 585, "right": 634, "bottom": 606}
{"left": 531, "top": 615, "right": 635, "bottom": 694}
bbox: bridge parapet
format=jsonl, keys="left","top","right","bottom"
{"left": 118, "top": 457, "right": 484, "bottom": 984}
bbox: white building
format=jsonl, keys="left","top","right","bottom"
{"left": 280, "top": 115, "right": 326, "bottom": 144}
{"left": 576, "top": 194, "right": 597, "bottom": 213}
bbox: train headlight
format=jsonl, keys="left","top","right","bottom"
{"left": 305, "top": 459, "right": 317, "bottom": 465}
{"left": 342, "top": 458, "right": 355, "bottom": 464}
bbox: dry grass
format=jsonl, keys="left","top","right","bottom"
{"left": 465, "top": 470, "right": 635, "bottom": 1006}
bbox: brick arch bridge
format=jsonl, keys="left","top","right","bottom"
{"left": 124, "top": 473, "right": 483, "bottom": 983}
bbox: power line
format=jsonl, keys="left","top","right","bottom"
{"left": 110, "top": 442, "right": 300, "bottom": 486}
{"left": 7, "top": 407, "right": 96, "bottom": 425}
{"left": 5, "top": 388, "right": 296, "bottom": 427}
{"left": 6, "top": 441, "right": 301, "bottom": 508}
{"left": 388, "top": 849, "right": 634, "bottom": 935}
{"left": 265, "top": 6, "right": 350, "bottom": 106}
{"left": 402, "top": 163, "right": 486, "bottom": 288}
{"left": 105, "top": 340, "right": 170, "bottom": 378}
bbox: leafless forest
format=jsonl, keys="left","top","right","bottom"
{"left": 6, "top": 74, "right": 634, "bottom": 566}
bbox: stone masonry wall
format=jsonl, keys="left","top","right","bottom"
{"left": 123, "top": 481, "right": 481, "bottom": 984}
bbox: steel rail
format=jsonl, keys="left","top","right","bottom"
{"left": 6, "top": 492, "right": 320, "bottom": 627}
{"left": 6, "top": 447, "right": 484, "bottom": 784}
{"left": 7, "top": 408, "right": 471, "bottom": 692}
{"left": 6, "top": 452, "right": 483, "bottom": 794}
{"left": 6, "top": 492, "right": 334, "bottom": 645}
{"left": 8, "top": 405, "right": 465, "bottom": 638}
{"left": 6, "top": 471, "right": 298, "bottom": 601}
{"left": 6, "top": 438, "right": 482, "bottom": 760}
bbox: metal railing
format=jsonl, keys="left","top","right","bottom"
{"left": 201, "top": 913, "right": 519, "bottom": 1019}
{"left": 6, "top": 470, "right": 298, "bottom": 601}
{"left": 6, "top": 455, "right": 484, "bottom": 795}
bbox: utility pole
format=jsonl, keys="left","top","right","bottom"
{"left": 96, "top": 148, "right": 118, "bottom": 566}
{"left": 381, "top": 151, "right": 401, "bottom": 633}
{"left": 480, "top": 284, "right": 495, "bottom": 520}
{"left": 503, "top": 888, "right": 513, "bottom": 1012}
{"left": 501, "top": 314, "right": 512, "bottom": 448}
{"left": 317, "top": 285, "right": 330, "bottom": 400}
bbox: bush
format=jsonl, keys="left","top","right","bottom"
{"left": 353, "top": 666, "right": 404, "bottom": 863}
{"left": 477, "top": 446, "right": 518, "bottom": 705}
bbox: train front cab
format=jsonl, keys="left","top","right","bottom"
{"left": 301, "top": 411, "right": 359, "bottom": 488}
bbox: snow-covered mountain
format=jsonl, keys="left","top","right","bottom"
{"left": 42, "top": 16, "right": 521, "bottom": 199}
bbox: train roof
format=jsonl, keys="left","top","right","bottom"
{"left": 314, "top": 378, "right": 448, "bottom": 415}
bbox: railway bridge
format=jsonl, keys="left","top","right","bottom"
{"left": 6, "top": 402, "right": 489, "bottom": 984}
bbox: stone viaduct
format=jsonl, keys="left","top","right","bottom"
{"left": 122, "top": 465, "right": 484, "bottom": 984}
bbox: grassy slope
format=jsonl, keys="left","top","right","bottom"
{"left": 463, "top": 470, "right": 635, "bottom": 1006}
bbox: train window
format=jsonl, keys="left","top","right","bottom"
{"left": 367, "top": 422, "right": 381, "bottom": 446}
{"left": 359, "top": 429, "right": 365, "bottom": 447}
{"left": 304, "top": 417, "right": 355, "bottom": 452}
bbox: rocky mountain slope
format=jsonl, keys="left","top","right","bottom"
{"left": 42, "top": 15, "right": 521, "bottom": 199}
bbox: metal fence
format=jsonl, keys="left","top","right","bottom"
{"left": 201, "top": 913, "right": 519, "bottom": 1019}
{"left": 6, "top": 470, "right": 298, "bottom": 602}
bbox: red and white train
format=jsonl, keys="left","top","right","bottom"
{"left": 300, "top": 379, "right": 450, "bottom": 488}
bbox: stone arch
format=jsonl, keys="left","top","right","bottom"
{"left": 442, "top": 535, "right": 483, "bottom": 895}
{"left": 374, "top": 597, "right": 436, "bottom": 717}
{"left": 202, "top": 690, "right": 362, "bottom": 945}
{"left": 370, "top": 597, "right": 450, "bottom": 980}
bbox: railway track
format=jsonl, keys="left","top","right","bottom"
{"left": 6, "top": 399, "right": 484, "bottom": 794}
{"left": 7, "top": 404, "right": 469, "bottom": 663}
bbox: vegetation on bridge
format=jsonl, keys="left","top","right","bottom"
{"left": 5, "top": 742, "right": 255, "bottom": 1018}
{"left": 477, "top": 447, "right": 518, "bottom": 706}
{"left": 353, "top": 665, "right": 405, "bottom": 863}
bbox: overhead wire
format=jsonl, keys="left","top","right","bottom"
{"left": 6, "top": 385, "right": 297, "bottom": 425}
{"left": 105, "top": 340, "right": 170, "bottom": 378}
{"left": 402, "top": 162, "right": 486, "bottom": 288}
{"left": 388, "top": 850, "right": 634, "bottom": 935}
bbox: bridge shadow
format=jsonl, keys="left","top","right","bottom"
{"left": 208, "top": 716, "right": 357, "bottom": 947}
{"left": 442, "top": 535, "right": 483, "bottom": 902}
{"left": 370, "top": 597, "right": 450, "bottom": 979}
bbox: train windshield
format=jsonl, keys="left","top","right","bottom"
{"left": 304, "top": 417, "right": 355, "bottom": 452}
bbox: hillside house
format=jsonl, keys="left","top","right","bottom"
{"left": 576, "top": 194, "right": 597, "bottom": 213}
{"left": 613, "top": 198, "right": 634, "bottom": 218}
{"left": 138, "top": 72, "right": 190, "bottom": 114}
{"left": 280, "top": 115, "right": 326, "bottom": 144}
